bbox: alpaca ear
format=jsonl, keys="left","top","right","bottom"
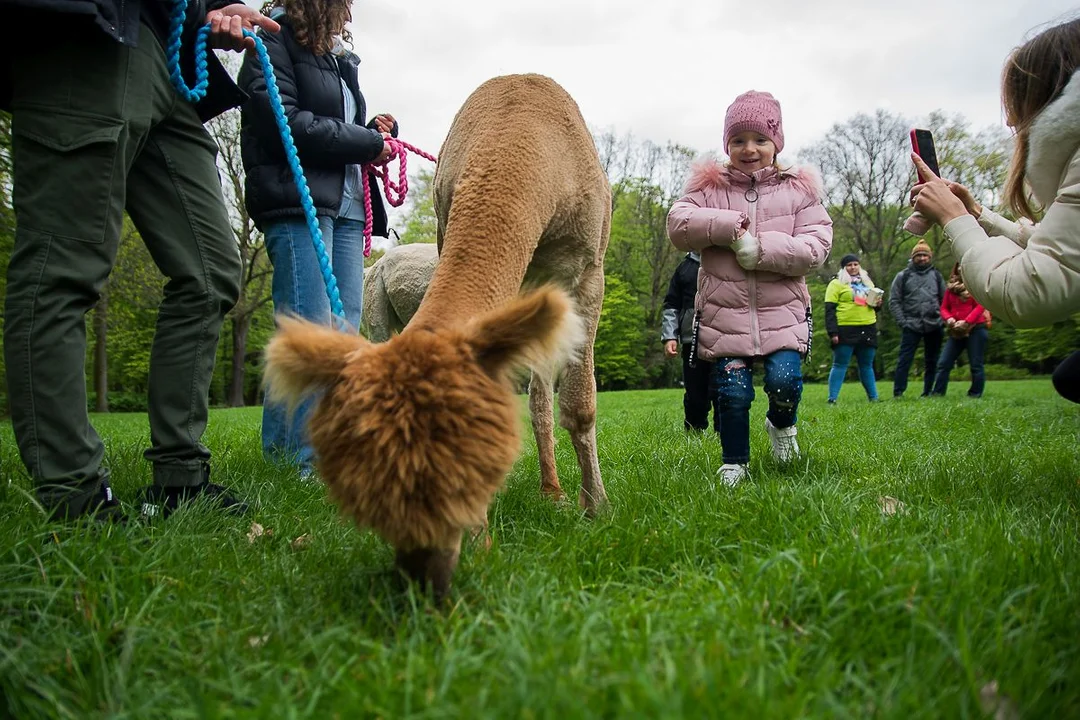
{"left": 263, "top": 314, "right": 370, "bottom": 413}
{"left": 464, "top": 285, "right": 586, "bottom": 380}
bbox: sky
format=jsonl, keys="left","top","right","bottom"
{"left": 239, "top": 0, "right": 1076, "bottom": 231}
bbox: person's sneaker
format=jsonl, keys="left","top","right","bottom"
{"left": 717, "top": 463, "right": 748, "bottom": 487}
{"left": 765, "top": 419, "right": 800, "bottom": 462}
{"left": 827, "top": 398, "right": 837, "bottom": 405}
{"left": 48, "top": 478, "right": 126, "bottom": 524}
{"left": 139, "top": 482, "right": 249, "bottom": 520}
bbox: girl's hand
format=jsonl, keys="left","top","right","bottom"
{"left": 664, "top": 340, "right": 678, "bottom": 358}
{"left": 831, "top": 335, "right": 839, "bottom": 346}
{"left": 910, "top": 154, "right": 968, "bottom": 226}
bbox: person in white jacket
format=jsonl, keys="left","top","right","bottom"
{"left": 910, "top": 17, "right": 1080, "bottom": 403}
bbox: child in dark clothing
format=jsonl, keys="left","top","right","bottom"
{"left": 661, "top": 252, "right": 716, "bottom": 431}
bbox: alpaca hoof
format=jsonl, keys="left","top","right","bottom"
{"left": 467, "top": 524, "right": 493, "bottom": 553}
{"left": 579, "top": 487, "right": 610, "bottom": 518}
{"left": 541, "top": 484, "right": 566, "bottom": 503}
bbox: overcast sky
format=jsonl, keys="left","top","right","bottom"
{"left": 239, "top": 0, "right": 1075, "bottom": 232}
{"left": 333, "top": 0, "right": 1075, "bottom": 159}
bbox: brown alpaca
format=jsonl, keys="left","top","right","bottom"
{"left": 263, "top": 73, "right": 611, "bottom": 597}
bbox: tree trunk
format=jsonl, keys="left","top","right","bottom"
{"left": 93, "top": 291, "right": 109, "bottom": 413}
{"left": 226, "top": 316, "right": 249, "bottom": 407}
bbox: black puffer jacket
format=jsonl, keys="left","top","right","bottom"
{"left": 661, "top": 253, "right": 701, "bottom": 345}
{"left": 0, "top": 0, "right": 243, "bottom": 121}
{"left": 238, "top": 14, "right": 396, "bottom": 233}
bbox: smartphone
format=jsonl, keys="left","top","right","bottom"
{"left": 910, "top": 128, "right": 940, "bottom": 181}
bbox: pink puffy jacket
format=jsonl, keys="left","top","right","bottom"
{"left": 667, "top": 159, "right": 833, "bottom": 360}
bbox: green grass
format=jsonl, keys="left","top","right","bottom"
{"left": 2, "top": 380, "right": 1079, "bottom": 718}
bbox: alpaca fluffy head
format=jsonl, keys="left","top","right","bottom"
{"left": 262, "top": 285, "right": 584, "bottom": 594}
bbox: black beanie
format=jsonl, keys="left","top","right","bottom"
{"left": 839, "top": 253, "right": 860, "bottom": 267}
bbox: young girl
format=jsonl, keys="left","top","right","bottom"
{"left": 930, "top": 264, "right": 991, "bottom": 398}
{"left": 667, "top": 91, "right": 833, "bottom": 485}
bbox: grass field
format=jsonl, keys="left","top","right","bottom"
{"left": 1, "top": 379, "right": 1078, "bottom": 718}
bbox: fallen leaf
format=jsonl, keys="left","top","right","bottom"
{"left": 247, "top": 523, "right": 272, "bottom": 543}
{"left": 878, "top": 496, "right": 906, "bottom": 516}
{"left": 979, "top": 681, "right": 1020, "bottom": 720}
{"left": 248, "top": 634, "right": 270, "bottom": 649}
{"left": 291, "top": 534, "right": 311, "bottom": 550}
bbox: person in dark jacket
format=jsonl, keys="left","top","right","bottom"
{"left": 661, "top": 252, "right": 716, "bottom": 432}
{"left": 0, "top": 0, "right": 279, "bottom": 523}
{"left": 239, "top": 0, "right": 397, "bottom": 473}
{"left": 888, "top": 239, "right": 946, "bottom": 398}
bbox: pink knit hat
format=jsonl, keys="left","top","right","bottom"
{"left": 723, "top": 91, "right": 784, "bottom": 154}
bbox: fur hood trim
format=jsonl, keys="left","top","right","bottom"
{"left": 1027, "top": 68, "right": 1080, "bottom": 206}
{"left": 683, "top": 155, "right": 825, "bottom": 202}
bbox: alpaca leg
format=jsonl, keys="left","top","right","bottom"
{"left": 529, "top": 372, "right": 564, "bottom": 501}
{"left": 559, "top": 268, "right": 608, "bottom": 516}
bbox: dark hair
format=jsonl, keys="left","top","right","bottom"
{"left": 1002, "top": 16, "right": 1080, "bottom": 220}
{"left": 261, "top": 0, "right": 352, "bottom": 55}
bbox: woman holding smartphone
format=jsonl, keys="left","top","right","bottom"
{"left": 910, "top": 16, "right": 1080, "bottom": 403}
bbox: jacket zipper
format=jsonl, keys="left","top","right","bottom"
{"left": 745, "top": 175, "right": 761, "bottom": 356}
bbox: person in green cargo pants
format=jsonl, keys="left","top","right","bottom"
{"left": 0, "top": 0, "right": 280, "bottom": 522}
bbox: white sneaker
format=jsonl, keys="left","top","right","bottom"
{"left": 717, "top": 463, "right": 748, "bottom": 487}
{"left": 765, "top": 419, "right": 799, "bottom": 462}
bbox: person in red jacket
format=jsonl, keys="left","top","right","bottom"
{"left": 930, "top": 264, "right": 991, "bottom": 398}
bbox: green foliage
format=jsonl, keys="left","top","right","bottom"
{"left": 593, "top": 274, "right": 647, "bottom": 390}
{"left": 1, "top": 383, "right": 1078, "bottom": 717}
{"left": 396, "top": 167, "right": 438, "bottom": 245}
{"left": 1011, "top": 315, "right": 1080, "bottom": 368}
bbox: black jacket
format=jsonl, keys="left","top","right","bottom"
{"left": 0, "top": 0, "right": 244, "bottom": 121}
{"left": 661, "top": 253, "right": 701, "bottom": 345}
{"left": 237, "top": 15, "right": 396, "bottom": 233}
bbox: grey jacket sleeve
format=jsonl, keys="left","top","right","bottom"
{"left": 888, "top": 273, "right": 907, "bottom": 328}
{"left": 661, "top": 308, "right": 679, "bottom": 343}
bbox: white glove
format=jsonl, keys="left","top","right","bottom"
{"left": 731, "top": 232, "right": 759, "bottom": 270}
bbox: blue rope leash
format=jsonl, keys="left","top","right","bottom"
{"left": 166, "top": 0, "right": 346, "bottom": 322}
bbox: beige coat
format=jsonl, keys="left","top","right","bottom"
{"left": 943, "top": 69, "right": 1080, "bottom": 328}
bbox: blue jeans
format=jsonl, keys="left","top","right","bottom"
{"left": 828, "top": 343, "right": 878, "bottom": 401}
{"left": 711, "top": 350, "right": 803, "bottom": 464}
{"left": 932, "top": 326, "right": 988, "bottom": 397}
{"left": 893, "top": 327, "right": 942, "bottom": 397}
{"left": 262, "top": 216, "right": 365, "bottom": 467}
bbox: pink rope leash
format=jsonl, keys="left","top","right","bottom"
{"left": 361, "top": 138, "right": 438, "bottom": 256}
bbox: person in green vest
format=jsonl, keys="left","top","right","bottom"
{"left": 825, "top": 254, "right": 884, "bottom": 403}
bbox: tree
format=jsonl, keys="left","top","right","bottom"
{"left": 798, "top": 110, "right": 916, "bottom": 283}
{"left": 592, "top": 129, "right": 696, "bottom": 385}
{"left": 396, "top": 167, "right": 437, "bottom": 245}
{"left": 206, "top": 107, "right": 273, "bottom": 407}
{"left": 593, "top": 274, "right": 647, "bottom": 390}
{"left": 799, "top": 110, "right": 1011, "bottom": 283}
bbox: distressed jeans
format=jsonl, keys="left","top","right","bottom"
{"left": 261, "top": 216, "right": 364, "bottom": 468}
{"left": 711, "top": 350, "right": 803, "bottom": 464}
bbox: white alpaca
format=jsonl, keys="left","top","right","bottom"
{"left": 361, "top": 242, "right": 439, "bottom": 341}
